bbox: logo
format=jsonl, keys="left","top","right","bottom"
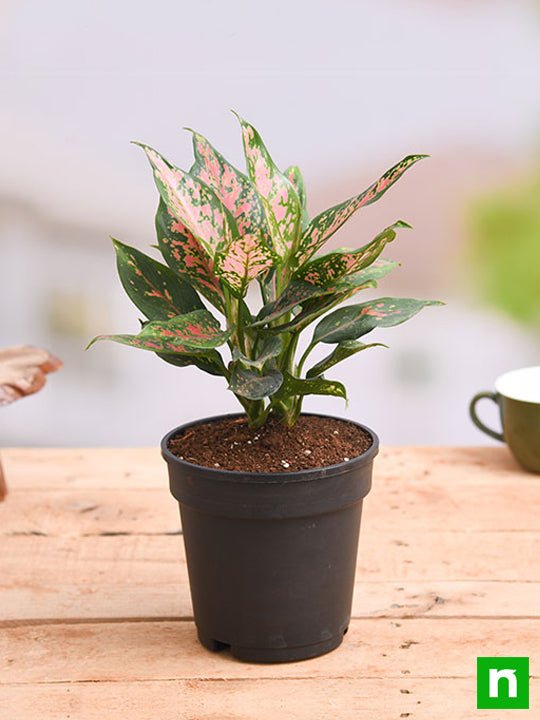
{"left": 477, "top": 657, "right": 529, "bottom": 709}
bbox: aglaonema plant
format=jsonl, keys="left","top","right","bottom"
{"left": 89, "top": 114, "right": 442, "bottom": 427}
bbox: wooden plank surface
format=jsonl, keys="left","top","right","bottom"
{"left": 0, "top": 679, "right": 528, "bottom": 720}
{"left": 1, "top": 446, "right": 539, "bottom": 718}
{"left": 2, "top": 533, "right": 540, "bottom": 621}
{"left": 3, "top": 618, "right": 540, "bottom": 683}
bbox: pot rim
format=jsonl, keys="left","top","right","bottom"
{"left": 161, "top": 412, "right": 379, "bottom": 483}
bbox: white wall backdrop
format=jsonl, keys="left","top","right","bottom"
{"left": 1, "top": 0, "right": 539, "bottom": 446}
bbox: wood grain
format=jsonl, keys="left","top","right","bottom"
{"left": 1, "top": 446, "right": 539, "bottom": 717}
{"left": 5, "top": 678, "right": 538, "bottom": 720}
{"left": 3, "top": 618, "right": 540, "bottom": 683}
{"left": 2, "top": 533, "right": 540, "bottom": 621}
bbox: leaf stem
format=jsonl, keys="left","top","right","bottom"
{"left": 297, "top": 341, "right": 316, "bottom": 377}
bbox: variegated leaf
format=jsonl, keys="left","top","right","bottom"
{"left": 113, "top": 238, "right": 203, "bottom": 321}
{"left": 214, "top": 225, "right": 275, "bottom": 297}
{"left": 158, "top": 349, "right": 227, "bottom": 377}
{"left": 229, "top": 364, "right": 283, "bottom": 400}
{"left": 236, "top": 114, "right": 301, "bottom": 257}
{"left": 254, "top": 259, "right": 398, "bottom": 329}
{"left": 135, "top": 315, "right": 227, "bottom": 376}
{"left": 189, "top": 130, "right": 272, "bottom": 246}
{"left": 306, "top": 340, "right": 387, "bottom": 379}
{"left": 155, "top": 199, "right": 224, "bottom": 309}
{"left": 279, "top": 372, "right": 347, "bottom": 401}
{"left": 259, "top": 266, "right": 277, "bottom": 304}
{"left": 253, "top": 280, "right": 332, "bottom": 327}
{"left": 335, "top": 259, "right": 399, "bottom": 294}
{"left": 313, "top": 298, "right": 444, "bottom": 345}
{"left": 278, "top": 260, "right": 400, "bottom": 330}
{"left": 232, "top": 336, "right": 282, "bottom": 371}
{"left": 294, "top": 155, "right": 427, "bottom": 266}
{"left": 258, "top": 292, "right": 346, "bottom": 336}
{"left": 284, "top": 164, "right": 309, "bottom": 228}
{"left": 136, "top": 142, "right": 233, "bottom": 256}
{"left": 88, "top": 310, "right": 230, "bottom": 354}
{"left": 295, "top": 222, "right": 410, "bottom": 287}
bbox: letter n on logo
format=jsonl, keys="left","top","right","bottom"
{"left": 477, "top": 657, "right": 529, "bottom": 709}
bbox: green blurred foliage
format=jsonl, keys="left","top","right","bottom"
{"left": 469, "top": 176, "right": 540, "bottom": 327}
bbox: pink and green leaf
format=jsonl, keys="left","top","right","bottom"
{"left": 295, "top": 222, "right": 410, "bottom": 287}
{"left": 236, "top": 114, "right": 301, "bottom": 257}
{"left": 189, "top": 130, "right": 272, "bottom": 246}
{"left": 88, "top": 309, "right": 231, "bottom": 354}
{"left": 254, "top": 259, "right": 398, "bottom": 328}
{"left": 294, "top": 155, "right": 427, "bottom": 266}
{"left": 136, "top": 142, "right": 233, "bottom": 256}
{"left": 312, "top": 297, "right": 444, "bottom": 345}
{"left": 113, "top": 238, "right": 203, "bottom": 321}
{"left": 284, "top": 164, "right": 309, "bottom": 228}
{"left": 253, "top": 281, "right": 333, "bottom": 327}
{"left": 155, "top": 199, "right": 224, "bottom": 309}
{"left": 283, "top": 260, "right": 400, "bottom": 329}
{"left": 306, "top": 340, "right": 387, "bottom": 379}
{"left": 335, "top": 259, "right": 399, "bottom": 294}
{"left": 214, "top": 224, "right": 276, "bottom": 298}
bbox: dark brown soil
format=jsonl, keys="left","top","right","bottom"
{"left": 168, "top": 414, "right": 373, "bottom": 473}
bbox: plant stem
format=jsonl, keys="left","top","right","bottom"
{"left": 283, "top": 332, "right": 299, "bottom": 374}
{"left": 297, "top": 341, "right": 316, "bottom": 377}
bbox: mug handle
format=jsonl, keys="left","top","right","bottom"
{"left": 469, "top": 391, "right": 504, "bottom": 442}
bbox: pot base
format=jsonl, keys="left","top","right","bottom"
{"left": 197, "top": 627, "right": 347, "bottom": 663}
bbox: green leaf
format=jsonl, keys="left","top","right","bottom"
{"left": 214, "top": 225, "right": 276, "bottom": 298}
{"left": 232, "top": 336, "right": 283, "bottom": 371}
{"left": 158, "top": 350, "right": 227, "bottom": 377}
{"left": 254, "top": 259, "right": 398, "bottom": 329}
{"left": 155, "top": 199, "right": 224, "bottom": 310}
{"left": 285, "top": 165, "right": 309, "bottom": 228}
{"left": 295, "top": 222, "right": 410, "bottom": 287}
{"left": 253, "top": 280, "right": 332, "bottom": 327}
{"left": 294, "top": 155, "right": 428, "bottom": 266}
{"left": 313, "top": 298, "right": 444, "bottom": 345}
{"left": 279, "top": 372, "right": 347, "bottom": 400}
{"left": 236, "top": 113, "right": 301, "bottom": 257}
{"left": 336, "top": 259, "right": 399, "bottom": 293}
{"left": 306, "top": 340, "right": 387, "bottom": 378}
{"left": 189, "top": 130, "right": 272, "bottom": 248}
{"left": 112, "top": 238, "right": 203, "bottom": 322}
{"left": 88, "top": 309, "right": 231, "bottom": 353}
{"left": 229, "top": 364, "right": 283, "bottom": 400}
{"left": 271, "top": 260, "right": 401, "bottom": 332}
{"left": 135, "top": 312, "right": 226, "bottom": 376}
{"left": 136, "top": 142, "right": 234, "bottom": 257}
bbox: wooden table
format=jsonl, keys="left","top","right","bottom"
{"left": 1, "top": 447, "right": 539, "bottom": 718}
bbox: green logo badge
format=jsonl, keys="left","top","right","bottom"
{"left": 477, "top": 657, "right": 529, "bottom": 709}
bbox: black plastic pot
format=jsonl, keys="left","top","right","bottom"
{"left": 161, "top": 413, "right": 378, "bottom": 663}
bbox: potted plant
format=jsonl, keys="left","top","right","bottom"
{"left": 89, "top": 114, "right": 441, "bottom": 662}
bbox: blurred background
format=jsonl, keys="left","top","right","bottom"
{"left": 1, "top": 0, "right": 539, "bottom": 446}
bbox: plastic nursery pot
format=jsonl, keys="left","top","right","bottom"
{"left": 161, "top": 412, "right": 378, "bottom": 664}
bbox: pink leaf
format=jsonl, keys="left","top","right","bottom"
{"left": 295, "top": 222, "right": 409, "bottom": 287}
{"left": 156, "top": 199, "right": 224, "bottom": 309}
{"left": 235, "top": 114, "right": 301, "bottom": 257}
{"left": 190, "top": 130, "right": 272, "bottom": 247}
{"left": 295, "top": 155, "right": 427, "bottom": 266}
{"left": 215, "top": 225, "right": 275, "bottom": 297}
{"left": 88, "top": 310, "right": 231, "bottom": 354}
{"left": 137, "top": 143, "right": 233, "bottom": 257}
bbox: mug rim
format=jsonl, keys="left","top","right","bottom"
{"left": 495, "top": 365, "right": 540, "bottom": 404}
